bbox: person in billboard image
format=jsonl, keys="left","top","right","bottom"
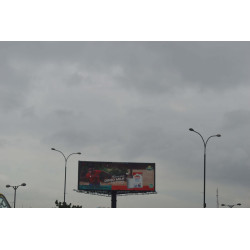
{"left": 85, "top": 168, "right": 102, "bottom": 186}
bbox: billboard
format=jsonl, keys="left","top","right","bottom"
{"left": 78, "top": 161, "right": 155, "bottom": 192}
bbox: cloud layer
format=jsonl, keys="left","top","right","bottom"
{"left": 1, "top": 42, "right": 250, "bottom": 207}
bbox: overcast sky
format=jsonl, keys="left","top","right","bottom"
{"left": 1, "top": 41, "right": 250, "bottom": 208}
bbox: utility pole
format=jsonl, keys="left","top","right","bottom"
{"left": 216, "top": 188, "right": 219, "bottom": 208}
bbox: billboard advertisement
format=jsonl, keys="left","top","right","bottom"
{"left": 78, "top": 161, "right": 155, "bottom": 192}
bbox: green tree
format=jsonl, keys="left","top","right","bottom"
{"left": 55, "top": 200, "right": 82, "bottom": 208}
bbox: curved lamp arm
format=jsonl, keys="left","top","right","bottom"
{"left": 66, "top": 152, "right": 81, "bottom": 161}
{"left": 205, "top": 134, "right": 221, "bottom": 146}
{"left": 51, "top": 148, "right": 66, "bottom": 161}
{"left": 189, "top": 128, "right": 206, "bottom": 148}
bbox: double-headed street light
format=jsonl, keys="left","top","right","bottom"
{"left": 189, "top": 128, "right": 221, "bottom": 208}
{"left": 221, "top": 203, "right": 241, "bottom": 208}
{"left": 6, "top": 183, "right": 26, "bottom": 208}
{"left": 51, "top": 148, "right": 81, "bottom": 203}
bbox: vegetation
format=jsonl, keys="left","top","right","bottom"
{"left": 55, "top": 200, "right": 82, "bottom": 208}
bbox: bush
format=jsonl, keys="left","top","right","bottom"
{"left": 55, "top": 200, "right": 82, "bottom": 208}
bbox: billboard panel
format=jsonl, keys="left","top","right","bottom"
{"left": 78, "top": 161, "right": 155, "bottom": 192}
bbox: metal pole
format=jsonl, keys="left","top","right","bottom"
{"left": 189, "top": 129, "right": 221, "bottom": 208}
{"left": 51, "top": 148, "right": 81, "bottom": 205}
{"left": 203, "top": 149, "right": 206, "bottom": 208}
{"left": 111, "top": 191, "right": 117, "bottom": 208}
{"left": 6, "top": 183, "right": 26, "bottom": 208}
{"left": 64, "top": 159, "right": 67, "bottom": 203}
{"left": 14, "top": 187, "right": 17, "bottom": 208}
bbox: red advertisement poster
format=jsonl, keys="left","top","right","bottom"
{"left": 78, "top": 161, "right": 155, "bottom": 192}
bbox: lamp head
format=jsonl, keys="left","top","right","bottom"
{"left": 189, "top": 128, "right": 194, "bottom": 131}
{"left": 51, "top": 148, "right": 56, "bottom": 150}
{"left": 6, "top": 185, "right": 10, "bottom": 188}
{"left": 77, "top": 152, "right": 81, "bottom": 155}
{"left": 221, "top": 204, "right": 225, "bottom": 206}
{"left": 217, "top": 134, "right": 221, "bottom": 137}
{"left": 21, "top": 183, "right": 26, "bottom": 186}
{"left": 237, "top": 203, "right": 241, "bottom": 206}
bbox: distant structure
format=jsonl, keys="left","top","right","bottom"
{"left": 216, "top": 188, "right": 219, "bottom": 208}
{"left": 76, "top": 161, "right": 156, "bottom": 208}
{"left": 221, "top": 203, "right": 241, "bottom": 208}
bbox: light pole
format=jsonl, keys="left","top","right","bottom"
{"left": 6, "top": 183, "right": 26, "bottom": 208}
{"left": 189, "top": 128, "right": 221, "bottom": 208}
{"left": 221, "top": 203, "right": 241, "bottom": 208}
{"left": 51, "top": 148, "right": 81, "bottom": 204}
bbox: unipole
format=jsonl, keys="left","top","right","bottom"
{"left": 111, "top": 191, "right": 117, "bottom": 208}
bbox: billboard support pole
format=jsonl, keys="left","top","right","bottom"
{"left": 111, "top": 191, "right": 117, "bottom": 208}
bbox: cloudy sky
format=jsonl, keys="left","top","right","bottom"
{"left": 1, "top": 41, "right": 250, "bottom": 208}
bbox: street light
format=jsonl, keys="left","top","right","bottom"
{"left": 221, "top": 203, "right": 241, "bottom": 208}
{"left": 51, "top": 148, "right": 81, "bottom": 203}
{"left": 189, "top": 128, "right": 221, "bottom": 208}
{"left": 6, "top": 183, "right": 26, "bottom": 208}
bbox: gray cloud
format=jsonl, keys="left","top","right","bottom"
{"left": 223, "top": 109, "right": 250, "bottom": 130}
{"left": 1, "top": 42, "right": 250, "bottom": 208}
{"left": 0, "top": 60, "right": 31, "bottom": 112}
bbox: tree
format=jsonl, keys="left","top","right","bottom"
{"left": 55, "top": 200, "right": 82, "bottom": 208}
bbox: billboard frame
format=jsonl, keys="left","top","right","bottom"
{"left": 77, "top": 160, "right": 156, "bottom": 194}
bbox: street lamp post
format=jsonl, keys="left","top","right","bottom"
{"left": 189, "top": 128, "right": 221, "bottom": 208}
{"left": 221, "top": 203, "right": 241, "bottom": 208}
{"left": 51, "top": 148, "right": 81, "bottom": 204}
{"left": 6, "top": 183, "right": 26, "bottom": 208}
